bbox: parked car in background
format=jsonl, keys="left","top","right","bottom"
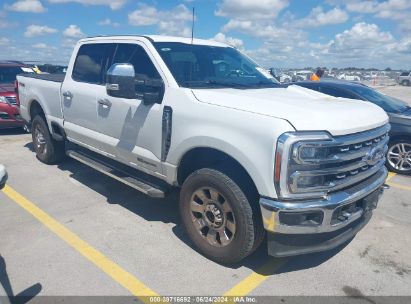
{"left": 292, "top": 80, "right": 411, "bottom": 175}
{"left": 0, "top": 61, "right": 33, "bottom": 131}
{"left": 0, "top": 164, "right": 7, "bottom": 190}
{"left": 397, "top": 71, "right": 411, "bottom": 86}
{"left": 37, "top": 64, "right": 67, "bottom": 74}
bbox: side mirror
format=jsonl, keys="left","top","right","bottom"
{"left": 106, "top": 63, "right": 136, "bottom": 99}
{"left": 0, "top": 165, "right": 8, "bottom": 190}
{"left": 135, "top": 74, "right": 165, "bottom": 105}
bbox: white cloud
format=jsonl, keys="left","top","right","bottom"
{"left": 293, "top": 7, "right": 349, "bottom": 28}
{"left": 215, "top": 0, "right": 289, "bottom": 20}
{"left": 63, "top": 24, "right": 85, "bottom": 38}
{"left": 212, "top": 32, "right": 244, "bottom": 48}
{"left": 47, "top": 0, "right": 126, "bottom": 10}
{"left": 24, "top": 24, "right": 57, "bottom": 37}
{"left": 129, "top": 4, "right": 193, "bottom": 37}
{"left": 328, "top": 22, "right": 394, "bottom": 57}
{"left": 32, "top": 42, "right": 48, "bottom": 48}
{"left": 0, "top": 20, "right": 12, "bottom": 29}
{"left": 97, "top": 18, "right": 120, "bottom": 27}
{"left": 0, "top": 11, "right": 17, "bottom": 28}
{"left": 345, "top": 0, "right": 379, "bottom": 13}
{"left": 128, "top": 4, "right": 158, "bottom": 26}
{"left": 5, "top": 0, "right": 46, "bottom": 13}
{"left": 0, "top": 37, "right": 10, "bottom": 45}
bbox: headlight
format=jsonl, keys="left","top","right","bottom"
{"left": 275, "top": 132, "right": 332, "bottom": 199}
{"left": 0, "top": 96, "right": 9, "bottom": 104}
{"left": 274, "top": 126, "right": 390, "bottom": 200}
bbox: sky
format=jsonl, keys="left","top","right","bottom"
{"left": 0, "top": 0, "right": 410, "bottom": 69}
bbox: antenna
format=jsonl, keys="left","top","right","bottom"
{"left": 191, "top": 7, "right": 195, "bottom": 44}
{"left": 189, "top": 7, "right": 195, "bottom": 85}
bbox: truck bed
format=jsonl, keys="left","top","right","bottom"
{"left": 17, "top": 73, "right": 65, "bottom": 123}
{"left": 19, "top": 73, "right": 65, "bottom": 83}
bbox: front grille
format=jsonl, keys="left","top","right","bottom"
{"left": 324, "top": 125, "right": 389, "bottom": 192}
{"left": 5, "top": 96, "right": 18, "bottom": 106}
{"left": 289, "top": 124, "right": 390, "bottom": 194}
{"left": 0, "top": 112, "right": 11, "bottom": 120}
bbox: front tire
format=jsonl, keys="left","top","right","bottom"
{"left": 180, "top": 168, "right": 262, "bottom": 264}
{"left": 386, "top": 140, "right": 411, "bottom": 175}
{"left": 31, "top": 115, "right": 65, "bottom": 164}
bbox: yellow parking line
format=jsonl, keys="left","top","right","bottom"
{"left": 223, "top": 258, "right": 285, "bottom": 297}
{"left": 386, "top": 172, "right": 396, "bottom": 182}
{"left": 387, "top": 181, "right": 411, "bottom": 191}
{"left": 1, "top": 185, "right": 158, "bottom": 302}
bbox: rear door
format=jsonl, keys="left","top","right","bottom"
{"left": 61, "top": 42, "right": 115, "bottom": 153}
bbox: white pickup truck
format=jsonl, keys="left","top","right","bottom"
{"left": 17, "top": 35, "right": 390, "bottom": 263}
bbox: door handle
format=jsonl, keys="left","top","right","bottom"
{"left": 62, "top": 91, "right": 72, "bottom": 99}
{"left": 98, "top": 98, "right": 112, "bottom": 108}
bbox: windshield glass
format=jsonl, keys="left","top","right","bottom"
{"left": 350, "top": 85, "right": 409, "bottom": 113}
{"left": 0, "top": 66, "right": 32, "bottom": 84}
{"left": 153, "top": 42, "right": 280, "bottom": 89}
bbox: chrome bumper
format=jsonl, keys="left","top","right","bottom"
{"left": 260, "top": 167, "right": 388, "bottom": 235}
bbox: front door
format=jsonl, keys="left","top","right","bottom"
{"left": 92, "top": 42, "right": 166, "bottom": 175}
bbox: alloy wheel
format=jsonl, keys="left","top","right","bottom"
{"left": 190, "top": 187, "right": 236, "bottom": 247}
{"left": 34, "top": 125, "right": 47, "bottom": 156}
{"left": 387, "top": 143, "right": 411, "bottom": 172}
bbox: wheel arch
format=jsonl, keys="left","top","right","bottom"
{"left": 177, "top": 147, "right": 260, "bottom": 202}
{"left": 389, "top": 134, "right": 411, "bottom": 144}
{"left": 29, "top": 99, "right": 46, "bottom": 122}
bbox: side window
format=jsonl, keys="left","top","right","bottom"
{"left": 299, "top": 84, "right": 320, "bottom": 92}
{"left": 320, "top": 86, "right": 356, "bottom": 99}
{"left": 72, "top": 43, "right": 113, "bottom": 84}
{"left": 111, "top": 44, "right": 161, "bottom": 80}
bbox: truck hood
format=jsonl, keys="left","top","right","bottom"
{"left": 0, "top": 83, "right": 15, "bottom": 94}
{"left": 191, "top": 85, "right": 388, "bottom": 136}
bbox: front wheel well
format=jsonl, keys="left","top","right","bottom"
{"left": 177, "top": 148, "right": 259, "bottom": 201}
{"left": 388, "top": 135, "right": 411, "bottom": 144}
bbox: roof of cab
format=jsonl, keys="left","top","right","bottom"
{"left": 78, "top": 35, "right": 230, "bottom": 48}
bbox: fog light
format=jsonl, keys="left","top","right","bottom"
{"left": 279, "top": 211, "right": 323, "bottom": 226}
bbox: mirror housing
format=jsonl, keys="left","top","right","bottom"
{"left": 135, "top": 74, "right": 165, "bottom": 105}
{"left": 106, "top": 63, "right": 136, "bottom": 99}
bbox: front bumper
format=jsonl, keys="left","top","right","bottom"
{"left": 0, "top": 109, "right": 24, "bottom": 129}
{"left": 260, "top": 167, "right": 387, "bottom": 257}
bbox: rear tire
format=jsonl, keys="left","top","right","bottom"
{"left": 31, "top": 115, "right": 65, "bottom": 164}
{"left": 180, "top": 168, "right": 262, "bottom": 264}
{"left": 401, "top": 80, "right": 410, "bottom": 86}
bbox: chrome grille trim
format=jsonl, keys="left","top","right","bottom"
{"left": 5, "top": 96, "right": 18, "bottom": 106}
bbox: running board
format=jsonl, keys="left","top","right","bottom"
{"left": 66, "top": 150, "right": 166, "bottom": 198}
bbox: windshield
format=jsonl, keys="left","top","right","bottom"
{"left": 0, "top": 66, "right": 32, "bottom": 84}
{"left": 350, "top": 85, "right": 409, "bottom": 113}
{"left": 153, "top": 42, "right": 280, "bottom": 89}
